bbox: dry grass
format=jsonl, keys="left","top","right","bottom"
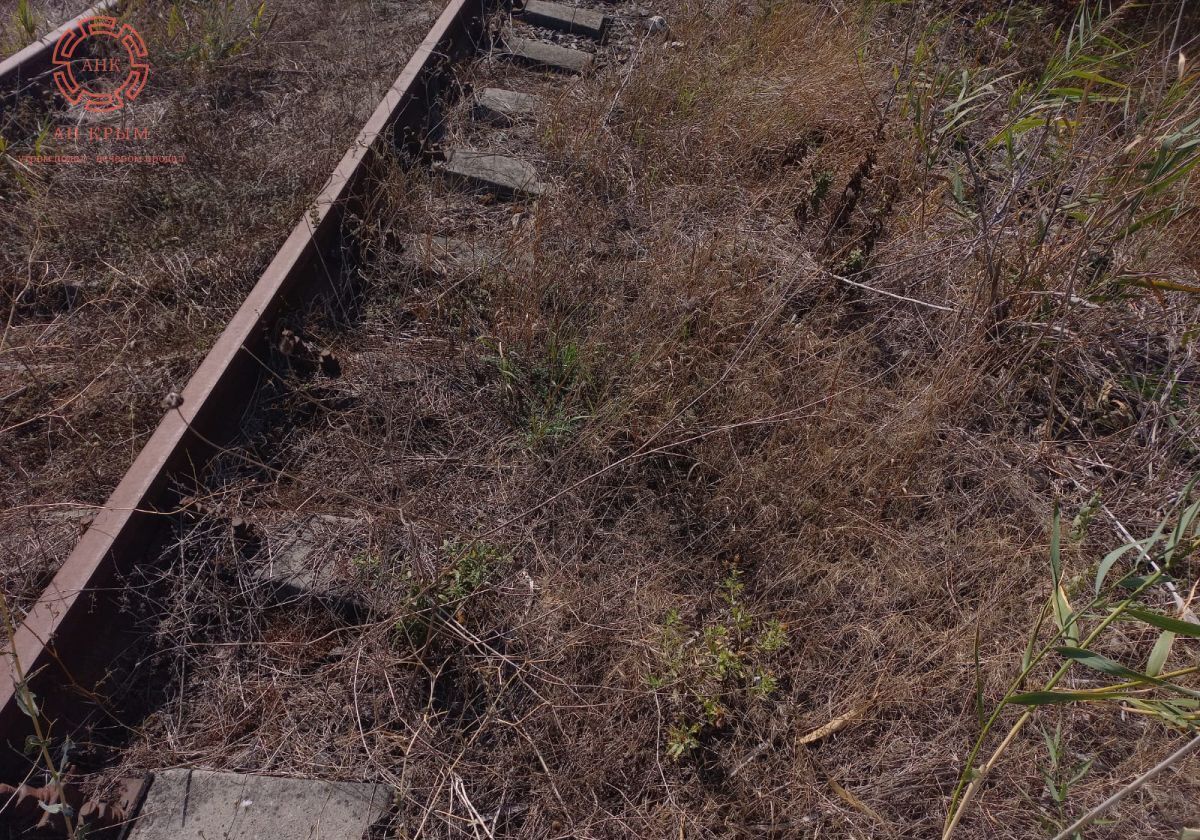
{"left": 7, "top": 0, "right": 1200, "bottom": 837}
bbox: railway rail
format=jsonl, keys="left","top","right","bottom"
{"left": 2, "top": 0, "right": 646, "bottom": 834}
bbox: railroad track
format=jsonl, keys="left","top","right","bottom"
{"left": 1, "top": 0, "right": 653, "bottom": 834}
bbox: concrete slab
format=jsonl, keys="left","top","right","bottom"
{"left": 256, "top": 514, "right": 366, "bottom": 615}
{"left": 402, "top": 235, "right": 537, "bottom": 279}
{"left": 518, "top": 0, "right": 610, "bottom": 40}
{"left": 40, "top": 507, "right": 97, "bottom": 528}
{"left": 0, "top": 361, "right": 60, "bottom": 377}
{"left": 437, "top": 149, "right": 547, "bottom": 197}
{"left": 475, "top": 87, "right": 541, "bottom": 124}
{"left": 129, "top": 769, "right": 389, "bottom": 840}
{"left": 405, "top": 236, "right": 498, "bottom": 273}
{"left": 502, "top": 34, "right": 593, "bottom": 74}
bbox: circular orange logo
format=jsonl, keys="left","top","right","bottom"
{"left": 52, "top": 17, "right": 149, "bottom": 113}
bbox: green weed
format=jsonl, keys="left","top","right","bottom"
{"left": 1033, "top": 723, "right": 1095, "bottom": 838}
{"left": 1, "top": 592, "right": 80, "bottom": 837}
{"left": 810, "top": 169, "right": 833, "bottom": 216}
{"left": 12, "top": 0, "right": 38, "bottom": 47}
{"left": 166, "top": 0, "right": 274, "bottom": 67}
{"left": 897, "top": 1, "right": 1199, "bottom": 310}
{"left": 481, "top": 333, "right": 591, "bottom": 447}
{"left": 390, "top": 540, "right": 508, "bottom": 646}
{"left": 649, "top": 569, "right": 789, "bottom": 760}
{"left": 945, "top": 474, "right": 1200, "bottom": 836}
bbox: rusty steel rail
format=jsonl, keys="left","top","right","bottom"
{"left": 0, "top": 0, "right": 499, "bottom": 781}
{"left": 0, "top": 0, "right": 121, "bottom": 92}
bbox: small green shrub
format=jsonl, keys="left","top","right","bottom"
{"left": 648, "top": 569, "right": 789, "bottom": 760}
{"left": 481, "top": 333, "right": 591, "bottom": 447}
{"left": 388, "top": 540, "right": 508, "bottom": 646}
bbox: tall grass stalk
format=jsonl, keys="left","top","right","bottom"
{"left": 943, "top": 476, "right": 1200, "bottom": 837}
{"left": 0, "top": 592, "right": 77, "bottom": 837}
{"left": 12, "top": 0, "right": 39, "bottom": 47}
